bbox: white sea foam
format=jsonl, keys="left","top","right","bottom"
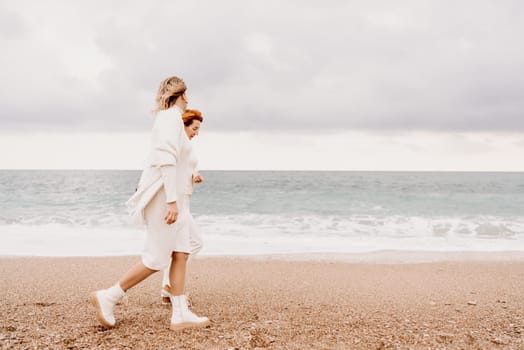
{"left": 1, "top": 214, "right": 523, "bottom": 257}
{"left": 195, "top": 214, "right": 524, "bottom": 240}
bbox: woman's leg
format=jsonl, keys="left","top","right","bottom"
{"left": 162, "top": 203, "right": 202, "bottom": 302}
{"left": 162, "top": 263, "right": 171, "bottom": 288}
{"left": 160, "top": 263, "right": 172, "bottom": 304}
{"left": 91, "top": 188, "right": 170, "bottom": 328}
{"left": 166, "top": 195, "right": 192, "bottom": 296}
{"left": 90, "top": 261, "right": 158, "bottom": 329}
{"left": 168, "top": 251, "right": 209, "bottom": 330}
{"left": 119, "top": 261, "right": 157, "bottom": 291}
{"left": 165, "top": 197, "right": 209, "bottom": 330}
{"left": 161, "top": 228, "right": 201, "bottom": 304}
{"left": 169, "top": 251, "right": 189, "bottom": 295}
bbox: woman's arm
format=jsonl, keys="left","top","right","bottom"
{"left": 149, "top": 112, "right": 184, "bottom": 203}
{"left": 192, "top": 152, "right": 203, "bottom": 184}
{"left": 149, "top": 111, "right": 185, "bottom": 224}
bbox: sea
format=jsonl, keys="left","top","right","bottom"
{"left": 1, "top": 170, "right": 523, "bottom": 257}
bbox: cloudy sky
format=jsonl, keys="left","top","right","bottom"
{"left": 1, "top": 0, "right": 523, "bottom": 170}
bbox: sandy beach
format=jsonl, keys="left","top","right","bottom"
{"left": 1, "top": 255, "right": 523, "bottom": 349}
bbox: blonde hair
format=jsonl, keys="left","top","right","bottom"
{"left": 182, "top": 109, "right": 204, "bottom": 126}
{"left": 154, "top": 76, "right": 187, "bottom": 113}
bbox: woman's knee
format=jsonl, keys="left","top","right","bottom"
{"left": 173, "top": 251, "right": 190, "bottom": 262}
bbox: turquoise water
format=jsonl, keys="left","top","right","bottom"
{"left": 1, "top": 170, "right": 523, "bottom": 256}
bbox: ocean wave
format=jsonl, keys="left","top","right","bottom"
{"left": 194, "top": 214, "right": 524, "bottom": 240}
{"left": 1, "top": 214, "right": 523, "bottom": 257}
{"left": 0, "top": 213, "right": 130, "bottom": 227}
{"left": 1, "top": 214, "right": 523, "bottom": 239}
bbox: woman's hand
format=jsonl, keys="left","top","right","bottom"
{"left": 164, "top": 202, "right": 179, "bottom": 225}
{"left": 194, "top": 173, "right": 204, "bottom": 184}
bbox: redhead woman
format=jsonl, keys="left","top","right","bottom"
{"left": 160, "top": 109, "right": 204, "bottom": 305}
{"left": 89, "top": 76, "right": 210, "bottom": 331}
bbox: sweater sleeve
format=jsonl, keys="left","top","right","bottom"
{"left": 160, "top": 165, "right": 177, "bottom": 203}
{"left": 149, "top": 111, "right": 184, "bottom": 203}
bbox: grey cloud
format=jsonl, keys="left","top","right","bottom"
{"left": 1, "top": 0, "right": 524, "bottom": 132}
{"left": 0, "top": 4, "right": 25, "bottom": 39}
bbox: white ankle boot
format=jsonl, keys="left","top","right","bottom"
{"left": 90, "top": 283, "right": 125, "bottom": 328}
{"left": 161, "top": 285, "right": 194, "bottom": 307}
{"left": 170, "top": 295, "right": 210, "bottom": 330}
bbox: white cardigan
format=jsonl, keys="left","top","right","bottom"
{"left": 126, "top": 106, "right": 198, "bottom": 225}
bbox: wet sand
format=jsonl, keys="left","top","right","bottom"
{"left": 1, "top": 255, "right": 523, "bottom": 349}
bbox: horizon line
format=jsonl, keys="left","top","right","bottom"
{"left": 1, "top": 168, "right": 523, "bottom": 173}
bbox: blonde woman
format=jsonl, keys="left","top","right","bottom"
{"left": 89, "top": 76, "right": 210, "bottom": 331}
{"left": 160, "top": 109, "right": 205, "bottom": 306}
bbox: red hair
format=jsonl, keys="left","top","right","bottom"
{"left": 182, "top": 109, "right": 203, "bottom": 126}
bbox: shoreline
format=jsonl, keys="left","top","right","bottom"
{"left": 1, "top": 255, "right": 523, "bottom": 349}
{"left": 2, "top": 249, "right": 524, "bottom": 263}
{"left": 201, "top": 250, "right": 524, "bottom": 263}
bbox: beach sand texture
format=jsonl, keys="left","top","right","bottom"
{"left": 1, "top": 256, "right": 523, "bottom": 349}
